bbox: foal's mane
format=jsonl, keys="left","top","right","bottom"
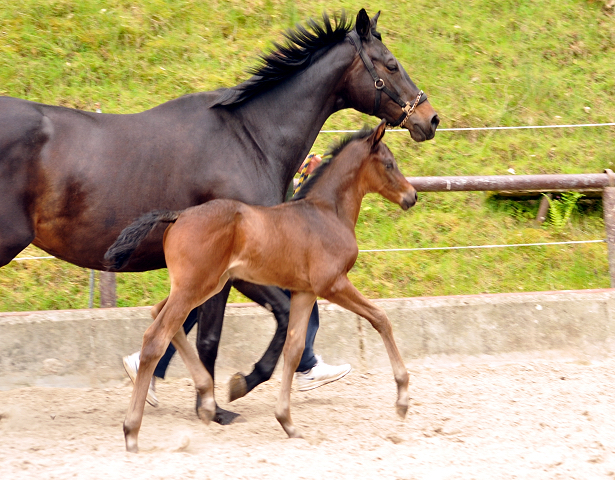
{"left": 291, "top": 125, "right": 374, "bottom": 201}
{"left": 212, "top": 12, "right": 380, "bottom": 107}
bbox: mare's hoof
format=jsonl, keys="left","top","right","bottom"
{"left": 214, "top": 405, "right": 246, "bottom": 425}
{"left": 228, "top": 373, "right": 248, "bottom": 403}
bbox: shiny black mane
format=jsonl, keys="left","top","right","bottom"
{"left": 213, "top": 12, "right": 374, "bottom": 107}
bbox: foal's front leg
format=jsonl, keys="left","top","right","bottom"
{"left": 324, "top": 277, "right": 409, "bottom": 419}
{"left": 275, "top": 291, "right": 316, "bottom": 439}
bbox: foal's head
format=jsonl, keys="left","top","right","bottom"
{"left": 293, "top": 120, "right": 417, "bottom": 210}
{"left": 354, "top": 120, "right": 417, "bottom": 210}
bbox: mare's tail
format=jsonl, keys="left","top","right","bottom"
{"left": 104, "top": 210, "right": 181, "bottom": 271}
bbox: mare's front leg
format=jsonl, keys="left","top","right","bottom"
{"left": 228, "top": 281, "right": 290, "bottom": 402}
{"left": 275, "top": 291, "right": 316, "bottom": 439}
{"left": 193, "top": 281, "right": 243, "bottom": 425}
{"left": 324, "top": 277, "right": 409, "bottom": 419}
{"left": 123, "top": 297, "right": 194, "bottom": 453}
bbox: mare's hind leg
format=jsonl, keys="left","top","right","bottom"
{"left": 275, "top": 291, "right": 316, "bottom": 439}
{"left": 323, "top": 276, "right": 409, "bottom": 419}
{"left": 228, "top": 281, "right": 290, "bottom": 402}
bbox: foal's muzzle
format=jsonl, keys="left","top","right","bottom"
{"left": 400, "top": 190, "right": 418, "bottom": 210}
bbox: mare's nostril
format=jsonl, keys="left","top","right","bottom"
{"left": 431, "top": 114, "right": 440, "bottom": 130}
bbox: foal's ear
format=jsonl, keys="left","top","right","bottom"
{"left": 356, "top": 9, "right": 371, "bottom": 39}
{"left": 369, "top": 119, "right": 387, "bottom": 150}
{"left": 370, "top": 11, "right": 381, "bottom": 30}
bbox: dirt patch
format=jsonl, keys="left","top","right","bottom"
{"left": 1, "top": 357, "right": 615, "bottom": 479}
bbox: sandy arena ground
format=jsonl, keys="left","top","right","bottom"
{"left": 1, "top": 356, "right": 615, "bottom": 480}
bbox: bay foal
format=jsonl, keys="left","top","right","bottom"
{"left": 105, "top": 120, "right": 417, "bottom": 452}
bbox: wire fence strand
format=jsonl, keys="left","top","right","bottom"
{"left": 11, "top": 240, "right": 605, "bottom": 263}
{"left": 358, "top": 239, "right": 605, "bottom": 253}
{"left": 321, "top": 122, "right": 615, "bottom": 134}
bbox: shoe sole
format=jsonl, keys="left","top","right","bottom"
{"left": 297, "top": 366, "right": 352, "bottom": 392}
{"left": 123, "top": 357, "right": 159, "bottom": 408}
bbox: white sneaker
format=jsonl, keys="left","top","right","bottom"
{"left": 295, "top": 355, "right": 352, "bottom": 391}
{"left": 122, "top": 351, "right": 159, "bottom": 407}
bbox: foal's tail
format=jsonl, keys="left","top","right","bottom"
{"left": 104, "top": 210, "right": 181, "bottom": 271}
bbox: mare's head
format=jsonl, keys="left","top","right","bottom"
{"left": 213, "top": 9, "right": 438, "bottom": 143}
{"left": 345, "top": 9, "right": 439, "bottom": 142}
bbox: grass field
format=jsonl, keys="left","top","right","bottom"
{"left": 1, "top": 0, "right": 614, "bottom": 311}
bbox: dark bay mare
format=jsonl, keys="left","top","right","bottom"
{"left": 105, "top": 121, "right": 416, "bottom": 453}
{"left": 0, "top": 9, "right": 438, "bottom": 423}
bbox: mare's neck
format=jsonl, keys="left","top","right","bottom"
{"left": 234, "top": 40, "right": 356, "bottom": 197}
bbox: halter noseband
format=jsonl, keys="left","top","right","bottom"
{"left": 347, "top": 30, "right": 428, "bottom": 128}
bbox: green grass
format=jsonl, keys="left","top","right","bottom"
{"left": 1, "top": 0, "right": 614, "bottom": 311}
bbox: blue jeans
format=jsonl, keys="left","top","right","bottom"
{"left": 153, "top": 288, "right": 319, "bottom": 378}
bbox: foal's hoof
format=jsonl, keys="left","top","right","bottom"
{"left": 123, "top": 423, "right": 139, "bottom": 453}
{"left": 228, "top": 373, "right": 248, "bottom": 403}
{"left": 125, "top": 439, "right": 139, "bottom": 454}
{"left": 195, "top": 393, "right": 215, "bottom": 425}
{"left": 396, "top": 402, "right": 408, "bottom": 419}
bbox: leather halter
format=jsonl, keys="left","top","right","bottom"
{"left": 347, "top": 30, "right": 428, "bottom": 128}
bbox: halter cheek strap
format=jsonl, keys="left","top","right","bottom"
{"left": 347, "top": 30, "right": 428, "bottom": 128}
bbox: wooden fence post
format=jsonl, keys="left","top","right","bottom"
{"left": 603, "top": 170, "right": 615, "bottom": 287}
{"left": 99, "top": 271, "right": 117, "bottom": 308}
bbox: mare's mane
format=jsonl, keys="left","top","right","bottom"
{"left": 291, "top": 125, "right": 375, "bottom": 201}
{"left": 212, "top": 12, "right": 381, "bottom": 107}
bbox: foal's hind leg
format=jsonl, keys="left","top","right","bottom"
{"left": 151, "top": 297, "right": 216, "bottom": 423}
{"left": 123, "top": 295, "right": 196, "bottom": 453}
{"left": 170, "top": 328, "right": 216, "bottom": 423}
{"left": 228, "top": 281, "right": 290, "bottom": 402}
{"left": 275, "top": 291, "right": 316, "bottom": 439}
{"left": 323, "top": 277, "right": 409, "bottom": 419}
{"left": 193, "top": 281, "right": 245, "bottom": 425}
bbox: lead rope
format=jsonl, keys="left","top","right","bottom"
{"left": 293, "top": 154, "right": 315, "bottom": 195}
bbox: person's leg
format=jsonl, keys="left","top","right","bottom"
{"left": 296, "top": 301, "right": 319, "bottom": 372}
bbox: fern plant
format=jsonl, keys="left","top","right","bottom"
{"left": 544, "top": 192, "right": 584, "bottom": 233}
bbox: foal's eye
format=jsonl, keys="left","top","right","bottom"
{"left": 385, "top": 162, "right": 394, "bottom": 170}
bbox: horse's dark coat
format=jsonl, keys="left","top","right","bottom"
{"left": 0, "top": 10, "right": 438, "bottom": 420}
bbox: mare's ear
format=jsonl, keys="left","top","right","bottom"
{"left": 356, "top": 9, "right": 371, "bottom": 39}
{"left": 370, "top": 11, "right": 381, "bottom": 30}
{"left": 370, "top": 119, "right": 387, "bottom": 150}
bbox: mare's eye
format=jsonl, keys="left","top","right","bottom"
{"left": 386, "top": 63, "right": 398, "bottom": 73}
